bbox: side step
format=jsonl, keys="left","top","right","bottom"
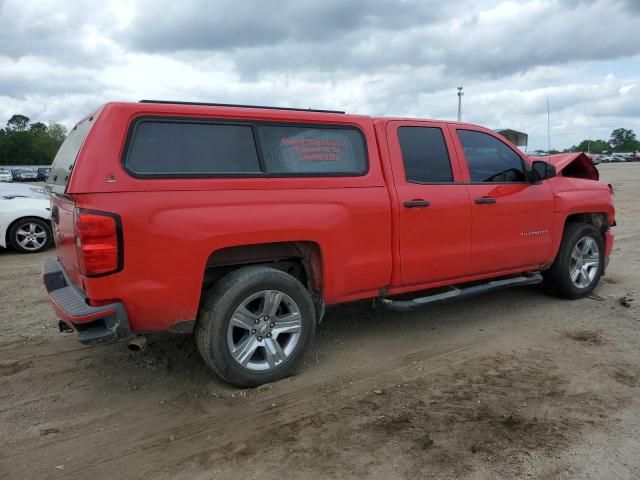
{"left": 380, "top": 274, "right": 543, "bottom": 312}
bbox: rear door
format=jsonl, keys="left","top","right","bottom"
{"left": 449, "top": 126, "right": 554, "bottom": 274}
{"left": 386, "top": 121, "right": 472, "bottom": 286}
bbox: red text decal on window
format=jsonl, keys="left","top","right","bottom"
{"left": 281, "top": 137, "right": 349, "bottom": 161}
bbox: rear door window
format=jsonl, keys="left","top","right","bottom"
{"left": 257, "top": 125, "right": 367, "bottom": 175}
{"left": 398, "top": 127, "right": 453, "bottom": 183}
{"left": 48, "top": 116, "right": 94, "bottom": 192}
{"left": 125, "top": 121, "right": 261, "bottom": 175}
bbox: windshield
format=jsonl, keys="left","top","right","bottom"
{"left": 47, "top": 115, "right": 94, "bottom": 193}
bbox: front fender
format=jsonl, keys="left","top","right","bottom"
{"left": 547, "top": 178, "right": 614, "bottom": 262}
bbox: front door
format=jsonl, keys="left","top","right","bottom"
{"left": 387, "top": 121, "right": 472, "bottom": 286}
{"left": 449, "top": 126, "right": 554, "bottom": 274}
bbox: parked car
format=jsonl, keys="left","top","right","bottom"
{"left": 610, "top": 154, "right": 631, "bottom": 163}
{"left": 43, "top": 101, "right": 615, "bottom": 387}
{"left": 11, "top": 168, "right": 38, "bottom": 182}
{"left": 0, "top": 182, "right": 49, "bottom": 200}
{"left": 0, "top": 190, "right": 52, "bottom": 253}
{"left": 0, "top": 169, "right": 12, "bottom": 182}
{"left": 23, "top": 168, "right": 38, "bottom": 181}
{"left": 37, "top": 167, "right": 52, "bottom": 182}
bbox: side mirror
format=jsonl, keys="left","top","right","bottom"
{"left": 531, "top": 160, "right": 556, "bottom": 183}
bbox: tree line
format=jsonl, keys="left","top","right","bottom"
{"left": 567, "top": 128, "right": 639, "bottom": 154}
{"left": 0, "top": 114, "right": 67, "bottom": 166}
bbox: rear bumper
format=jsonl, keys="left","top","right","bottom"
{"left": 43, "top": 259, "right": 130, "bottom": 345}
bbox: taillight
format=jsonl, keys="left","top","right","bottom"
{"left": 75, "top": 209, "right": 122, "bottom": 276}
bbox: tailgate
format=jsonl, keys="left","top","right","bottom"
{"left": 46, "top": 113, "right": 96, "bottom": 287}
{"left": 50, "top": 194, "right": 83, "bottom": 287}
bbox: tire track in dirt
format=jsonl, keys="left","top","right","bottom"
{"left": 1, "top": 338, "right": 488, "bottom": 479}
{"left": 3, "top": 287, "right": 638, "bottom": 479}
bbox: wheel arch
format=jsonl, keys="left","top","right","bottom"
{"left": 201, "top": 240, "right": 325, "bottom": 311}
{"left": 546, "top": 212, "right": 610, "bottom": 269}
{"left": 563, "top": 212, "right": 610, "bottom": 233}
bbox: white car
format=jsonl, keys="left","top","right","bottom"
{"left": 0, "top": 183, "right": 49, "bottom": 199}
{"left": 0, "top": 192, "right": 52, "bottom": 253}
{"left": 0, "top": 169, "right": 12, "bottom": 182}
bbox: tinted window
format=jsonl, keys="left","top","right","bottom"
{"left": 48, "top": 116, "right": 93, "bottom": 191}
{"left": 457, "top": 130, "right": 526, "bottom": 182}
{"left": 257, "top": 126, "right": 366, "bottom": 175}
{"left": 126, "top": 121, "right": 261, "bottom": 174}
{"left": 398, "top": 127, "right": 453, "bottom": 183}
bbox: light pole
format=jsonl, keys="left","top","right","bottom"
{"left": 457, "top": 86, "right": 464, "bottom": 122}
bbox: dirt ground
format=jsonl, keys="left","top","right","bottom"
{"left": 1, "top": 164, "right": 639, "bottom": 480}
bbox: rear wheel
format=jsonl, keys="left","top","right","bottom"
{"left": 9, "top": 217, "right": 52, "bottom": 253}
{"left": 543, "top": 222, "right": 604, "bottom": 299}
{"left": 196, "top": 266, "right": 316, "bottom": 387}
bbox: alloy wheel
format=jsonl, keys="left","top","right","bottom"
{"left": 15, "top": 222, "right": 48, "bottom": 251}
{"left": 569, "top": 236, "right": 600, "bottom": 288}
{"left": 226, "top": 290, "right": 303, "bottom": 372}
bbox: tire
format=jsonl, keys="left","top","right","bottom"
{"left": 543, "top": 222, "right": 604, "bottom": 299}
{"left": 196, "top": 266, "right": 316, "bottom": 387}
{"left": 9, "top": 217, "right": 52, "bottom": 254}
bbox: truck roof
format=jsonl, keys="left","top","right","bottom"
{"left": 97, "top": 101, "right": 367, "bottom": 125}
{"left": 95, "top": 100, "right": 482, "bottom": 129}
{"left": 138, "top": 99, "right": 347, "bottom": 115}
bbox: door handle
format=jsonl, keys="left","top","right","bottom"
{"left": 403, "top": 200, "right": 431, "bottom": 208}
{"left": 475, "top": 197, "right": 496, "bottom": 204}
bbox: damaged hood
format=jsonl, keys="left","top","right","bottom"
{"left": 529, "top": 152, "right": 599, "bottom": 181}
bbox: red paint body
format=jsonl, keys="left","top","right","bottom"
{"left": 46, "top": 102, "right": 615, "bottom": 334}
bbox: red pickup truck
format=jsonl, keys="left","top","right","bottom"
{"left": 43, "top": 101, "right": 615, "bottom": 386}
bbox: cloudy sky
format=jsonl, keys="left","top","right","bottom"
{"left": 1, "top": 0, "right": 639, "bottom": 150}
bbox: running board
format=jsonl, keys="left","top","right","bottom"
{"left": 380, "top": 274, "right": 543, "bottom": 312}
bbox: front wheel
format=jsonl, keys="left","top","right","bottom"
{"left": 9, "top": 217, "right": 52, "bottom": 253}
{"left": 543, "top": 222, "right": 604, "bottom": 299}
{"left": 196, "top": 266, "right": 316, "bottom": 387}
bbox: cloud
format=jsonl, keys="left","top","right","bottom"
{"left": 121, "top": 0, "right": 462, "bottom": 53}
{"left": 0, "top": 0, "right": 639, "bottom": 149}
{"left": 0, "top": 1, "right": 125, "bottom": 64}
{"left": 114, "top": 0, "right": 640, "bottom": 80}
{"left": 0, "top": 56, "right": 102, "bottom": 96}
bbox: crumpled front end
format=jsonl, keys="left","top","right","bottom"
{"left": 529, "top": 152, "right": 599, "bottom": 181}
